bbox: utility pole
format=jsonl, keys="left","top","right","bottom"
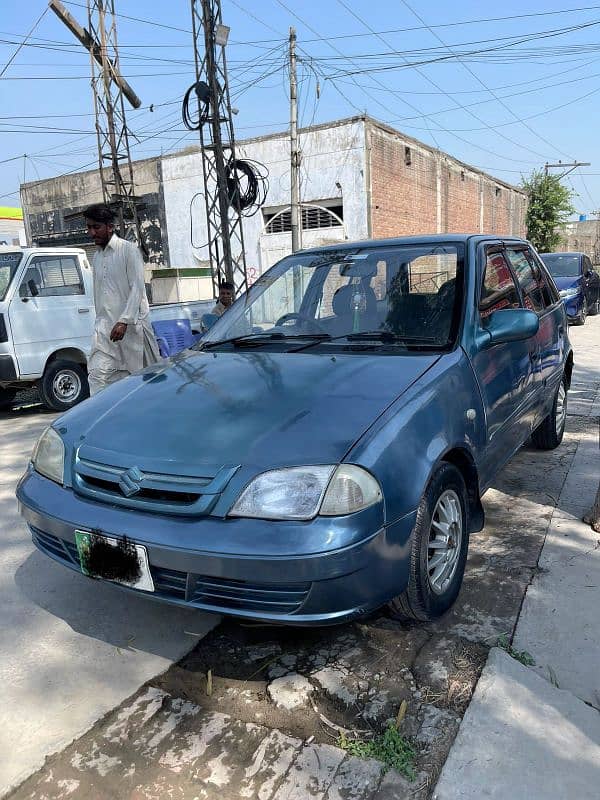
{"left": 49, "top": 0, "right": 142, "bottom": 242}
{"left": 190, "top": 0, "right": 247, "bottom": 294}
{"left": 289, "top": 27, "right": 301, "bottom": 253}
{"left": 544, "top": 160, "right": 590, "bottom": 178}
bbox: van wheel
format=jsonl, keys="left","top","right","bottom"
{"left": 40, "top": 361, "right": 89, "bottom": 411}
{"left": 531, "top": 376, "right": 567, "bottom": 450}
{"left": 388, "top": 463, "right": 469, "bottom": 622}
{"left": 0, "top": 388, "right": 16, "bottom": 410}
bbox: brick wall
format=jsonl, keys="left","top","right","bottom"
{"left": 368, "top": 122, "right": 526, "bottom": 239}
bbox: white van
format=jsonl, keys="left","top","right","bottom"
{"left": 0, "top": 247, "right": 213, "bottom": 411}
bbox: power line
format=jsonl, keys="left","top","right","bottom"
{"left": 0, "top": 7, "right": 48, "bottom": 79}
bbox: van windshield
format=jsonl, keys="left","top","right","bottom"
{"left": 0, "top": 252, "right": 22, "bottom": 301}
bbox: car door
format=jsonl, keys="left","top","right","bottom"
{"left": 504, "top": 245, "right": 564, "bottom": 429}
{"left": 470, "top": 244, "right": 535, "bottom": 472}
{"left": 583, "top": 255, "right": 600, "bottom": 310}
{"left": 8, "top": 253, "right": 94, "bottom": 377}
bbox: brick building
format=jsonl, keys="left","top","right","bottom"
{"left": 21, "top": 116, "right": 527, "bottom": 292}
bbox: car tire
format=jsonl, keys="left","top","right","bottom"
{"left": 531, "top": 375, "right": 567, "bottom": 451}
{"left": 588, "top": 295, "right": 600, "bottom": 316}
{"left": 39, "top": 360, "right": 89, "bottom": 411}
{"left": 575, "top": 298, "right": 588, "bottom": 325}
{"left": 0, "top": 388, "right": 16, "bottom": 410}
{"left": 388, "top": 463, "right": 469, "bottom": 622}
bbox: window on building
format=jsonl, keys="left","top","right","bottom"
{"left": 263, "top": 202, "right": 343, "bottom": 234}
{"left": 20, "top": 256, "right": 84, "bottom": 298}
{"left": 404, "top": 146, "right": 412, "bottom": 166}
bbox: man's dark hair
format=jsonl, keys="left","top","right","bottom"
{"left": 83, "top": 203, "right": 115, "bottom": 224}
{"left": 220, "top": 281, "right": 234, "bottom": 291}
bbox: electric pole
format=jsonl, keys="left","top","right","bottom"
{"left": 289, "top": 27, "right": 301, "bottom": 253}
{"left": 49, "top": 0, "right": 142, "bottom": 242}
{"left": 544, "top": 160, "right": 590, "bottom": 178}
{"left": 190, "top": 0, "right": 247, "bottom": 294}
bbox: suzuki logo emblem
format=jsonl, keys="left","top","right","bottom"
{"left": 118, "top": 466, "right": 144, "bottom": 497}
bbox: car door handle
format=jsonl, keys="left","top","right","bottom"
{"left": 78, "top": 308, "right": 90, "bottom": 314}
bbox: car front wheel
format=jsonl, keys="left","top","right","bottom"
{"left": 388, "top": 463, "right": 469, "bottom": 622}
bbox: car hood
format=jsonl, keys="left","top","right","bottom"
{"left": 63, "top": 349, "right": 440, "bottom": 471}
{"left": 553, "top": 276, "right": 582, "bottom": 292}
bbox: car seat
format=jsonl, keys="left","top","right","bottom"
{"left": 331, "top": 282, "right": 378, "bottom": 334}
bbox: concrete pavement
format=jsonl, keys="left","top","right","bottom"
{"left": 434, "top": 314, "right": 600, "bottom": 798}
{"left": 0, "top": 405, "right": 218, "bottom": 796}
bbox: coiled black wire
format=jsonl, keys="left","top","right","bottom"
{"left": 182, "top": 81, "right": 211, "bottom": 131}
{"left": 227, "top": 158, "right": 269, "bottom": 216}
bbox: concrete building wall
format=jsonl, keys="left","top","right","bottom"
{"left": 368, "top": 121, "right": 526, "bottom": 239}
{"left": 556, "top": 219, "right": 599, "bottom": 261}
{"left": 161, "top": 118, "right": 368, "bottom": 284}
{"left": 20, "top": 158, "right": 168, "bottom": 265}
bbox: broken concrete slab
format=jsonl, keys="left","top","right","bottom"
{"left": 267, "top": 673, "right": 314, "bottom": 711}
{"left": 433, "top": 648, "right": 600, "bottom": 800}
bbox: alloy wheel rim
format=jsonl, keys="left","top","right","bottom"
{"left": 52, "top": 370, "right": 81, "bottom": 402}
{"left": 555, "top": 383, "right": 567, "bottom": 437}
{"left": 427, "top": 489, "right": 463, "bottom": 595}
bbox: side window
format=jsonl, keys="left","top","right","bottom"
{"left": 20, "top": 256, "right": 84, "bottom": 298}
{"left": 480, "top": 250, "right": 520, "bottom": 320}
{"left": 505, "top": 248, "right": 545, "bottom": 313}
{"left": 526, "top": 248, "right": 558, "bottom": 307}
{"left": 583, "top": 256, "right": 592, "bottom": 275}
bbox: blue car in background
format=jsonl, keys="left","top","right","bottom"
{"left": 540, "top": 251, "right": 600, "bottom": 325}
{"left": 17, "top": 235, "right": 572, "bottom": 626}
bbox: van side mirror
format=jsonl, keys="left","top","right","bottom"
{"left": 28, "top": 279, "right": 39, "bottom": 297}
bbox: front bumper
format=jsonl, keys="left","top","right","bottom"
{"left": 17, "top": 469, "right": 417, "bottom": 625}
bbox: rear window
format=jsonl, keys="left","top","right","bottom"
{"left": 0, "top": 252, "right": 22, "bottom": 301}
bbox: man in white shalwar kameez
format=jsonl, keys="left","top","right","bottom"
{"left": 84, "top": 204, "right": 160, "bottom": 395}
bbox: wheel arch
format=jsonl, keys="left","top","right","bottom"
{"left": 440, "top": 446, "right": 485, "bottom": 533}
{"left": 564, "top": 350, "right": 574, "bottom": 389}
{"left": 44, "top": 348, "right": 88, "bottom": 374}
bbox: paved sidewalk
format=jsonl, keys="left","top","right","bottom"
{"left": 435, "top": 316, "right": 600, "bottom": 798}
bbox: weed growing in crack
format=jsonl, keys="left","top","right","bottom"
{"left": 337, "top": 723, "right": 417, "bottom": 781}
{"left": 497, "top": 635, "right": 535, "bottom": 666}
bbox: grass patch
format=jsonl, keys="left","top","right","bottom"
{"left": 497, "top": 634, "right": 535, "bottom": 666}
{"left": 337, "top": 723, "right": 417, "bottom": 781}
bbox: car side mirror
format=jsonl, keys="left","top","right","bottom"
{"left": 201, "top": 313, "right": 219, "bottom": 332}
{"left": 477, "top": 309, "right": 539, "bottom": 349}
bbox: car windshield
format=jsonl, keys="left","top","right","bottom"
{"left": 0, "top": 251, "right": 22, "bottom": 301}
{"left": 540, "top": 254, "right": 580, "bottom": 278}
{"left": 202, "top": 242, "right": 463, "bottom": 351}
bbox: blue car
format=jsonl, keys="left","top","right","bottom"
{"left": 540, "top": 251, "right": 600, "bottom": 325}
{"left": 17, "top": 235, "right": 572, "bottom": 625}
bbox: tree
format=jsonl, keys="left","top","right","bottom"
{"left": 521, "top": 170, "right": 575, "bottom": 251}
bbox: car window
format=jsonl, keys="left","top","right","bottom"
{"left": 203, "top": 242, "right": 464, "bottom": 350}
{"left": 20, "top": 256, "right": 84, "bottom": 298}
{"left": 525, "top": 249, "right": 558, "bottom": 307}
{"left": 504, "top": 248, "right": 545, "bottom": 313}
{"left": 583, "top": 256, "right": 593, "bottom": 274}
{"left": 480, "top": 250, "right": 520, "bottom": 319}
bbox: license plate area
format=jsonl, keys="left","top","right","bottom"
{"left": 75, "top": 530, "right": 154, "bottom": 592}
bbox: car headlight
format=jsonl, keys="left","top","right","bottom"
{"left": 559, "top": 288, "right": 579, "bottom": 299}
{"left": 32, "top": 427, "right": 65, "bottom": 485}
{"left": 229, "top": 465, "right": 382, "bottom": 520}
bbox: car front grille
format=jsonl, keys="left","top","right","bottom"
{"left": 72, "top": 455, "right": 239, "bottom": 517}
{"left": 29, "top": 527, "right": 311, "bottom": 615}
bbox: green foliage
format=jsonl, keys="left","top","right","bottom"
{"left": 337, "top": 723, "right": 417, "bottom": 781}
{"left": 521, "top": 170, "right": 575, "bottom": 252}
{"left": 497, "top": 634, "right": 535, "bottom": 666}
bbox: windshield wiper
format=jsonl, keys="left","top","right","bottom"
{"left": 292, "top": 331, "right": 439, "bottom": 352}
{"left": 201, "top": 332, "right": 331, "bottom": 350}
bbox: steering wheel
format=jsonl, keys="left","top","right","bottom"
{"left": 274, "top": 312, "right": 327, "bottom": 333}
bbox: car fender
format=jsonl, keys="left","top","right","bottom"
{"left": 346, "top": 348, "right": 486, "bottom": 526}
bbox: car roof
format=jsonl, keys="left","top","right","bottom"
{"left": 299, "top": 233, "right": 529, "bottom": 255}
{"left": 0, "top": 246, "right": 86, "bottom": 255}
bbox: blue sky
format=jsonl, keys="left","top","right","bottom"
{"left": 2, "top": 0, "right": 600, "bottom": 216}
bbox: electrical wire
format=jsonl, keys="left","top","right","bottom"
{"left": 0, "top": 7, "right": 48, "bottom": 79}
